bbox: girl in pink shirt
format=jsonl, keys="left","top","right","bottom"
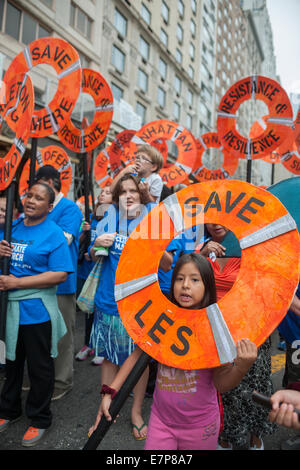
{"left": 89, "top": 253, "right": 257, "bottom": 450}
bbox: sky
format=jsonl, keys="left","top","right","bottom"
{"left": 266, "top": 0, "right": 300, "bottom": 97}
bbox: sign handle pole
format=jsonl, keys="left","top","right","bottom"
{"left": 246, "top": 159, "right": 252, "bottom": 183}
{"left": 29, "top": 137, "right": 38, "bottom": 186}
{"left": 82, "top": 351, "right": 150, "bottom": 450}
{"left": 0, "top": 178, "right": 17, "bottom": 364}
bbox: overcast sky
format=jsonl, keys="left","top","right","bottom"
{"left": 266, "top": 0, "right": 300, "bottom": 96}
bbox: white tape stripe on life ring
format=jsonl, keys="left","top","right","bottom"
{"left": 240, "top": 213, "right": 297, "bottom": 250}
{"left": 163, "top": 193, "right": 185, "bottom": 234}
{"left": 95, "top": 103, "right": 114, "bottom": 112}
{"left": 175, "top": 161, "right": 193, "bottom": 174}
{"left": 13, "top": 137, "right": 26, "bottom": 155}
{"left": 131, "top": 135, "right": 147, "bottom": 145}
{"left": 199, "top": 136, "right": 207, "bottom": 151}
{"left": 114, "top": 273, "right": 158, "bottom": 301}
{"left": 23, "top": 46, "right": 33, "bottom": 70}
{"left": 57, "top": 59, "right": 81, "bottom": 79}
{"left": 267, "top": 117, "right": 294, "bottom": 127}
{"left": 170, "top": 125, "right": 184, "bottom": 142}
{"left": 96, "top": 174, "right": 110, "bottom": 186}
{"left": 36, "top": 150, "right": 43, "bottom": 166}
{"left": 206, "top": 303, "right": 236, "bottom": 364}
{"left": 193, "top": 165, "right": 205, "bottom": 176}
{"left": 217, "top": 111, "right": 237, "bottom": 119}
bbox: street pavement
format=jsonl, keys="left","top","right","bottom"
{"left": 0, "top": 310, "right": 299, "bottom": 452}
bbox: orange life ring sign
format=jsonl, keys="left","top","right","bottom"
{"left": 57, "top": 68, "right": 113, "bottom": 153}
{"left": 4, "top": 37, "right": 81, "bottom": 138}
{"left": 94, "top": 129, "right": 136, "bottom": 188}
{"left": 127, "top": 120, "right": 198, "bottom": 187}
{"left": 19, "top": 145, "right": 72, "bottom": 199}
{"left": 217, "top": 76, "right": 294, "bottom": 160}
{"left": 192, "top": 132, "right": 239, "bottom": 181}
{"left": 0, "top": 74, "right": 34, "bottom": 190}
{"left": 249, "top": 115, "right": 292, "bottom": 164}
{"left": 115, "top": 180, "right": 300, "bottom": 369}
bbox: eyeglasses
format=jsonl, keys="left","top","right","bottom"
{"left": 135, "top": 155, "right": 153, "bottom": 164}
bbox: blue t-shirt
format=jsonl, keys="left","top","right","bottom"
{"left": 8, "top": 218, "right": 74, "bottom": 324}
{"left": 77, "top": 216, "right": 98, "bottom": 280}
{"left": 278, "top": 283, "right": 300, "bottom": 346}
{"left": 158, "top": 225, "right": 207, "bottom": 295}
{"left": 93, "top": 203, "right": 156, "bottom": 316}
{"left": 46, "top": 196, "right": 82, "bottom": 294}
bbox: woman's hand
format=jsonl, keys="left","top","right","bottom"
{"left": 200, "top": 240, "right": 226, "bottom": 258}
{"left": 0, "top": 274, "right": 20, "bottom": 290}
{"left": 0, "top": 240, "right": 13, "bottom": 258}
{"left": 269, "top": 390, "right": 300, "bottom": 430}
{"left": 88, "top": 395, "right": 113, "bottom": 437}
{"left": 234, "top": 338, "right": 257, "bottom": 374}
{"left": 94, "top": 233, "right": 116, "bottom": 248}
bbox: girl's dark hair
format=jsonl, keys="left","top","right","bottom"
{"left": 112, "top": 173, "right": 148, "bottom": 205}
{"left": 170, "top": 252, "right": 217, "bottom": 309}
{"left": 28, "top": 182, "right": 55, "bottom": 205}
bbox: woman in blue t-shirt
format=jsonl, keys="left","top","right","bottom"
{"left": 89, "top": 174, "right": 160, "bottom": 441}
{"left": 0, "top": 183, "right": 73, "bottom": 447}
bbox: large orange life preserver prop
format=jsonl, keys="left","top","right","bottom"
{"left": 57, "top": 68, "right": 113, "bottom": 153}
{"left": 94, "top": 129, "right": 136, "bottom": 188}
{"left": 217, "top": 76, "right": 294, "bottom": 160}
{"left": 19, "top": 145, "right": 72, "bottom": 199}
{"left": 3, "top": 37, "right": 81, "bottom": 138}
{"left": 115, "top": 180, "right": 300, "bottom": 370}
{"left": 127, "top": 120, "right": 198, "bottom": 187}
{"left": 0, "top": 74, "right": 34, "bottom": 190}
{"left": 191, "top": 132, "right": 239, "bottom": 181}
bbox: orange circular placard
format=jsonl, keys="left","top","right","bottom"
{"left": 191, "top": 132, "right": 239, "bottom": 181}
{"left": 217, "top": 76, "right": 293, "bottom": 160}
{"left": 127, "top": 120, "right": 198, "bottom": 187}
{"left": 19, "top": 145, "right": 72, "bottom": 199}
{"left": 0, "top": 74, "right": 34, "bottom": 190}
{"left": 94, "top": 129, "right": 136, "bottom": 188}
{"left": 115, "top": 180, "right": 300, "bottom": 369}
{"left": 3, "top": 37, "right": 81, "bottom": 138}
{"left": 57, "top": 68, "right": 113, "bottom": 153}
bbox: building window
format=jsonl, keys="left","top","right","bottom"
{"left": 177, "top": 23, "right": 183, "bottom": 43}
{"left": 186, "top": 113, "right": 192, "bottom": 130}
{"left": 187, "top": 89, "right": 193, "bottom": 106}
{"left": 1, "top": 1, "right": 50, "bottom": 44}
{"left": 174, "top": 75, "right": 182, "bottom": 95}
{"left": 189, "top": 42, "right": 195, "bottom": 60}
{"left": 5, "top": 2, "right": 21, "bottom": 40}
{"left": 174, "top": 101, "right": 180, "bottom": 121}
{"left": 111, "top": 82, "right": 124, "bottom": 102}
{"left": 70, "top": 2, "right": 92, "bottom": 40}
{"left": 40, "top": 0, "right": 53, "bottom": 8}
{"left": 136, "top": 101, "right": 146, "bottom": 125}
{"left": 139, "top": 36, "right": 150, "bottom": 61}
{"left": 114, "top": 8, "right": 127, "bottom": 37}
{"left": 160, "top": 28, "right": 168, "bottom": 47}
{"left": 191, "top": 0, "right": 197, "bottom": 14}
{"left": 141, "top": 3, "right": 151, "bottom": 25}
{"left": 178, "top": 0, "right": 184, "bottom": 17}
{"left": 159, "top": 57, "right": 167, "bottom": 80}
{"left": 190, "top": 18, "right": 196, "bottom": 37}
{"left": 112, "top": 45, "right": 125, "bottom": 73}
{"left": 161, "top": 1, "right": 169, "bottom": 23}
{"left": 188, "top": 65, "right": 194, "bottom": 80}
{"left": 176, "top": 48, "right": 182, "bottom": 64}
{"left": 157, "top": 86, "right": 166, "bottom": 107}
{"left": 138, "top": 68, "right": 148, "bottom": 92}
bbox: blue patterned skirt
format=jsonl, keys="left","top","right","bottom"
{"left": 89, "top": 305, "right": 135, "bottom": 366}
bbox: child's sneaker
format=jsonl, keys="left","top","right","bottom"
{"left": 91, "top": 356, "right": 104, "bottom": 365}
{"left": 75, "top": 346, "right": 94, "bottom": 361}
